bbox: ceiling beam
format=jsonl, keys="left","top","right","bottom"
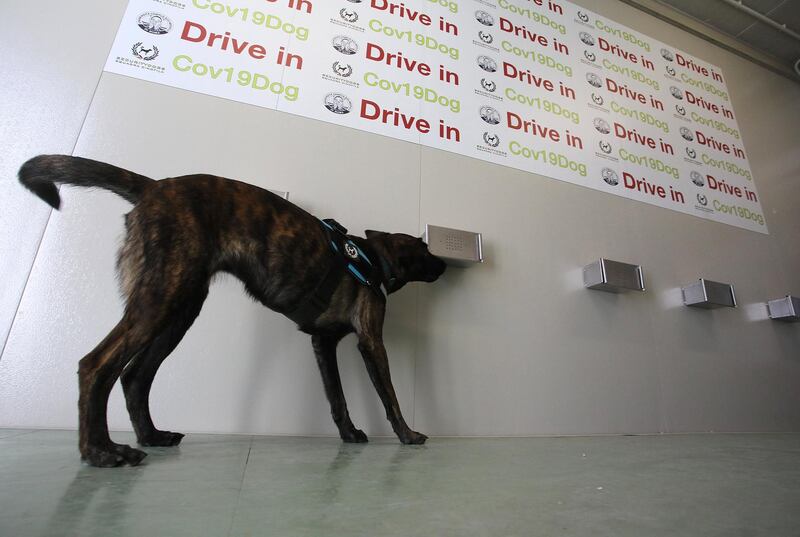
{"left": 719, "top": 0, "right": 800, "bottom": 44}
{"left": 616, "top": 0, "right": 800, "bottom": 83}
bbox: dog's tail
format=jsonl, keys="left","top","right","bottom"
{"left": 18, "top": 155, "right": 156, "bottom": 210}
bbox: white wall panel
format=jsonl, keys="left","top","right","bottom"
{"left": 1, "top": 0, "right": 799, "bottom": 437}
{"left": 0, "top": 74, "right": 422, "bottom": 436}
{"left": 0, "top": 0, "right": 128, "bottom": 360}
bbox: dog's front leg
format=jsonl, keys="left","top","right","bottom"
{"left": 312, "top": 334, "right": 368, "bottom": 443}
{"left": 355, "top": 305, "right": 427, "bottom": 445}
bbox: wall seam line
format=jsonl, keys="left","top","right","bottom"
{"left": 410, "top": 144, "right": 424, "bottom": 429}
{"left": 0, "top": 70, "right": 107, "bottom": 364}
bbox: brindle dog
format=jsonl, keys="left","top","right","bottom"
{"left": 19, "top": 155, "right": 446, "bottom": 467}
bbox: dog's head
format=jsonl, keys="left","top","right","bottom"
{"left": 365, "top": 230, "right": 447, "bottom": 294}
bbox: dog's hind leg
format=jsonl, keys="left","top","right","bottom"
{"left": 312, "top": 334, "right": 368, "bottom": 443}
{"left": 121, "top": 287, "right": 208, "bottom": 447}
{"left": 78, "top": 311, "right": 167, "bottom": 467}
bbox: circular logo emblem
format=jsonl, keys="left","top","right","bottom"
{"left": 344, "top": 243, "right": 359, "bottom": 259}
{"left": 686, "top": 147, "right": 697, "bottom": 159}
{"left": 137, "top": 12, "right": 172, "bottom": 35}
{"left": 483, "top": 132, "right": 500, "bottom": 147}
{"left": 680, "top": 127, "right": 694, "bottom": 141}
{"left": 332, "top": 35, "right": 358, "bottom": 55}
{"left": 477, "top": 55, "right": 497, "bottom": 73}
{"left": 131, "top": 42, "right": 159, "bottom": 61}
{"left": 332, "top": 61, "right": 353, "bottom": 77}
{"left": 584, "top": 50, "right": 596, "bottom": 62}
{"left": 670, "top": 86, "right": 684, "bottom": 100}
{"left": 340, "top": 8, "right": 358, "bottom": 22}
{"left": 577, "top": 11, "right": 590, "bottom": 23}
{"left": 593, "top": 118, "right": 611, "bottom": 134}
{"left": 599, "top": 140, "right": 612, "bottom": 154}
{"left": 666, "top": 65, "right": 676, "bottom": 76}
{"left": 324, "top": 93, "right": 352, "bottom": 114}
{"left": 478, "top": 31, "right": 493, "bottom": 44}
{"left": 591, "top": 92, "right": 604, "bottom": 106}
{"left": 691, "top": 171, "right": 705, "bottom": 187}
{"left": 480, "top": 106, "right": 501, "bottom": 125}
{"left": 476, "top": 10, "right": 495, "bottom": 26}
{"left": 675, "top": 104, "right": 686, "bottom": 116}
{"left": 697, "top": 193, "right": 708, "bottom": 206}
{"left": 661, "top": 48, "right": 675, "bottom": 62}
{"left": 586, "top": 73, "right": 602, "bottom": 88}
{"left": 601, "top": 168, "right": 619, "bottom": 186}
{"left": 579, "top": 32, "right": 595, "bottom": 46}
{"left": 480, "top": 78, "right": 497, "bottom": 92}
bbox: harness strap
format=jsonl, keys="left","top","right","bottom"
{"left": 286, "top": 219, "right": 387, "bottom": 328}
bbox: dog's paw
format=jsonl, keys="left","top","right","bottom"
{"left": 115, "top": 443, "right": 148, "bottom": 466}
{"left": 341, "top": 429, "right": 368, "bottom": 443}
{"left": 82, "top": 443, "right": 147, "bottom": 467}
{"left": 400, "top": 431, "right": 428, "bottom": 445}
{"left": 139, "top": 430, "right": 185, "bottom": 447}
{"left": 82, "top": 446, "right": 124, "bottom": 467}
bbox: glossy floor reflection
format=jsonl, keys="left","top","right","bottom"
{"left": 1, "top": 430, "right": 799, "bottom": 536}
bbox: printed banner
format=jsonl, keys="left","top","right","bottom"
{"left": 105, "top": 0, "right": 767, "bottom": 233}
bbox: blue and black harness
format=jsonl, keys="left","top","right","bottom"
{"left": 287, "top": 218, "right": 390, "bottom": 328}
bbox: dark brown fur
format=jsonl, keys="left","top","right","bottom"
{"left": 19, "top": 155, "right": 446, "bottom": 467}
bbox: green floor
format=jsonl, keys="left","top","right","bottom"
{"left": 1, "top": 429, "right": 799, "bottom": 536}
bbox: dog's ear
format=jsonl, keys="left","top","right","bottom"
{"left": 365, "top": 229, "right": 385, "bottom": 239}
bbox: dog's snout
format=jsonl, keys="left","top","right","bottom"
{"left": 426, "top": 256, "right": 447, "bottom": 281}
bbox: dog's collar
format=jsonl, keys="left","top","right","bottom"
{"left": 376, "top": 251, "right": 398, "bottom": 294}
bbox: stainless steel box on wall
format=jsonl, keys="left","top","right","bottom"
{"left": 583, "top": 259, "right": 645, "bottom": 293}
{"left": 682, "top": 279, "right": 737, "bottom": 308}
{"left": 767, "top": 296, "right": 800, "bottom": 322}
{"left": 423, "top": 225, "right": 483, "bottom": 267}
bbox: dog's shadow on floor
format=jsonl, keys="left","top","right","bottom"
{"left": 42, "top": 446, "right": 185, "bottom": 537}
{"left": 42, "top": 465, "right": 142, "bottom": 537}
{"left": 305, "top": 441, "right": 431, "bottom": 527}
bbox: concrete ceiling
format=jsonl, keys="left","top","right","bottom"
{"left": 653, "top": 0, "right": 800, "bottom": 78}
